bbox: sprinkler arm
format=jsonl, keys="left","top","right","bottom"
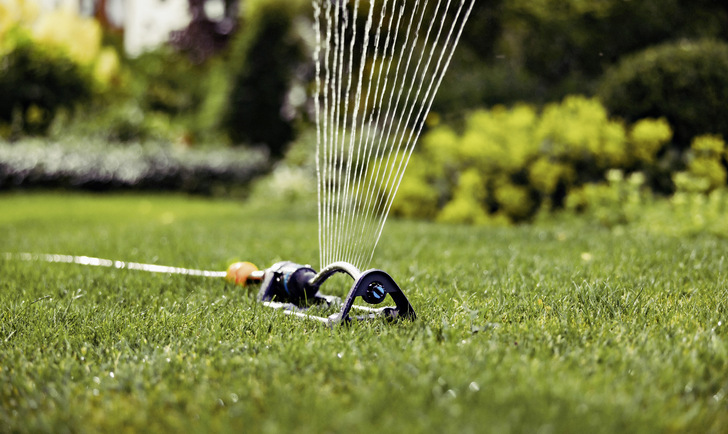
{"left": 331, "top": 268, "right": 416, "bottom": 323}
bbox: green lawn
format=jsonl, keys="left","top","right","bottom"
{"left": 1, "top": 192, "right": 726, "bottom": 433}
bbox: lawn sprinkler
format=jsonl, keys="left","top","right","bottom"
{"left": 230, "top": 260, "right": 416, "bottom": 324}
{"left": 3, "top": 253, "right": 416, "bottom": 326}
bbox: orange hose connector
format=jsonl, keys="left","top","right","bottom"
{"left": 225, "top": 261, "right": 261, "bottom": 286}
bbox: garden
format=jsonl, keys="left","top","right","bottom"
{"left": 1, "top": 0, "right": 727, "bottom": 432}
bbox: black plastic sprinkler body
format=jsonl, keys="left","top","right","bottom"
{"left": 3, "top": 253, "right": 416, "bottom": 327}
{"left": 254, "top": 261, "right": 416, "bottom": 325}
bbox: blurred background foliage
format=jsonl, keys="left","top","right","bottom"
{"left": 1, "top": 0, "right": 727, "bottom": 225}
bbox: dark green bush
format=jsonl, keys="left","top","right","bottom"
{"left": 435, "top": 0, "right": 728, "bottom": 109}
{"left": 219, "top": 0, "right": 308, "bottom": 157}
{"left": 0, "top": 38, "right": 93, "bottom": 136}
{"left": 126, "top": 48, "right": 206, "bottom": 116}
{"left": 78, "top": 47, "right": 228, "bottom": 144}
{"left": 598, "top": 39, "right": 728, "bottom": 147}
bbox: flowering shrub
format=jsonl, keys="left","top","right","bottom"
{"left": 389, "top": 95, "right": 676, "bottom": 223}
{"left": 565, "top": 170, "right": 649, "bottom": 227}
{"left": 674, "top": 135, "right": 727, "bottom": 193}
{"left": 0, "top": 1, "right": 119, "bottom": 85}
{"left": 629, "top": 118, "right": 672, "bottom": 164}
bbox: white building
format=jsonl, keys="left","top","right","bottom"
{"left": 123, "top": 0, "right": 190, "bottom": 57}
{"left": 34, "top": 0, "right": 212, "bottom": 57}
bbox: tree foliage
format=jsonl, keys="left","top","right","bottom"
{"left": 598, "top": 39, "right": 728, "bottom": 149}
{"left": 219, "top": 0, "right": 309, "bottom": 157}
{"left": 435, "top": 0, "right": 728, "bottom": 112}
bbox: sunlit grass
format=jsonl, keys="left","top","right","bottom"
{"left": 1, "top": 192, "right": 726, "bottom": 433}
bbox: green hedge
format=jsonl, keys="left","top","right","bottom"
{"left": 598, "top": 39, "right": 728, "bottom": 147}
{"left": 0, "top": 139, "right": 269, "bottom": 194}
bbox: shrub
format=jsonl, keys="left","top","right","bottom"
{"left": 664, "top": 135, "right": 728, "bottom": 237}
{"left": 53, "top": 102, "right": 184, "bottom": 144}
{"left": 392, "top": 154, "right": 441, "bottom": 220}
{"left": 598, "top": 39, "right": 728, "bottom": 147}
{"left": 247, "top": 128, "right": 318, "bottom": 203}
{"left": 0, "top": 38, "right": 92, "bottom": 136}
{"left": 534, "top": 96, "right": 629, "bottom": 173}
{"left": 219, "top": 0, "right": 309, "bottom": 157}
{"left": 564, "top": 170, "right": 650, "bottom": 227}
{"left": 390, "top": 96, "right": 674, "bottom": 224}
{"left": 662, "top": 186, "right": 728, "bottom": 237}
{"left": 678, "top": 134, "right": 727, "bottom": 193}
{"left": 528, "top": 157, "right": 574, "bottom": 196}
{"left": 0, "top": 2, "right": 120, "bottom": 137}
{"left": 436, "top": 169, "right": 489, "bottom": 224}
{"left": 126, "top": 48, "right": 208, "bottom": 116}
{"left": 629, "top": 118, "right": 672, "bottom": 164}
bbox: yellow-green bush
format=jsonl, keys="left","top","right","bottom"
{"left": 32, "top": 7, "right": 102, "bottom": 66}
{"left": 437, "top": 169, "right": 490, "bottom": 225}
{"left": 0, "top": 0, "right": 37, "bottom": 42}
{"left": 493, "top": 180, "right": 535, "bottom": 221}
{"left": 535, "top": 96, "right": 628, "bottom": 169}
{"left": 662, "top": 134, "right": 728, "bottom": 238}
{"left": 528, "top": 157, "right": 574, "bottom": 195}
{"left": 0, "top": 1, "right": 121, "bottom": 135}
{"left": 391, "top": 154, "right": 440, "bottom": 220}
{"left": 564, "top": 169, "right": 649, "bottom": 227}
{"left": 629, "top": 118, "right": 672, "bottom": 164}
{"left": 459, "top": 105, "right": 539, "bottom": 174}
{"left": 391, "top": 95, "right": 677, "bottom": 224}
{"left": 0, "top": 0, "right": 119, "bottom": 87}
{"left": 681, "top": 135, "right": 727, "bottom": 193}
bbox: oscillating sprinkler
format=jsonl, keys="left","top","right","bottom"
{"left": 226, "top": 260, "right": 416, "bottom": 325}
